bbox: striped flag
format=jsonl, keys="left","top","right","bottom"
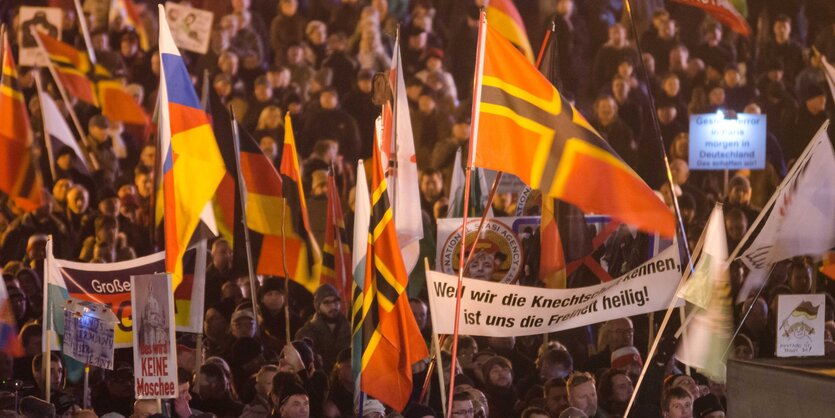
{"left": 0, "top": 278, "right": 22, "bottom": 357}
{"left": 360, "top": 139, "right": 428, "bottom": 411}
{"left": 322, "top": 169, "right": 353, "bottom": 310}
{"left": 276, "top": 113, "right": 322, "bottom": 292}
{"left": 0, "top": 33, "right": 43, "bottom": 212}
{"left": 540, "top": 197, "right": 567, "bottom": 288}
{"left": 351, "top": 160, "right": 370, "bottom": 409}
{"left": 486, "top": 0, "right": 534, "bottom": 62}
{"left": 671, "top": 0, "right": 751, "bottom": 37}
{"left": 35, "top": 31, "right": 148, "bottom": 125}
{"left": 109, "top": 0, "right": 150, "bottom": 50}
{"left": 158, "top": 4, "right": 227, "bottom": 291}
{"left": 472, "top": 19, "right": 675, "bottom": 238}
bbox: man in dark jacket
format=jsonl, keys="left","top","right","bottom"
{"left": 295, "top": 284, "right": 350, "bottom": 373}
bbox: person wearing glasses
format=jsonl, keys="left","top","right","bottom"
{"left": 450, "top": 392, "right": 475, "bottom": 417}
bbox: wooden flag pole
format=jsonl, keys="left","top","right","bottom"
{"left": 229, "top": 107, "right": 262, "bottom": 329}
{"left": 446, "top": 9, "right": 487, "bottom": 418}
{"left": 622, "top": 0, "right": 696, "bottom": 415}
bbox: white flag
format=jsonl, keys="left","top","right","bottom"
{"left": 734, "top": 121, "right": 835, "bottom": 302}
{"left": 38, "top": 90, "right": 89, "bottom": 172}
{"left": 677, "top": 204, "right": 732, "bottom": 383}
{"left": 386, "top": 34, "right": 424, "bottom": 274}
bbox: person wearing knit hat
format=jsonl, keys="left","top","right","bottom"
{"left": 610, "top": 346, "right": 642, "bottom": 372}
{"left": 259, "top": 277, "right": 304, "bottom": 350}
{"left": 361, "top": 398, "right": 386, "bottom": 417}
{"left": 692, "top": 394, "right": 724, "bottom": 418}
{"left": 296, "top": 283, "right": 350, "bottom": 372}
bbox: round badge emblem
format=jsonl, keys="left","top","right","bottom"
{"left": 440, "top": 219, "right": 524, "bottom": 283}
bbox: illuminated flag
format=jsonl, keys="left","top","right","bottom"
{"left": 158, "top": 4, "right": 227, "bottom": 290}
{"left": 472, "top": 20, "right": 675, "bottom": 238}
{"left": 0, "top": 33, "right": 43, "bottom": 212}
{"left": 35, "top": 31, "right": 148, "bottom": 125}
{"left": 109, "top": 0, "right": 150, "bottom": 50}
{"left": 0, "top": 279, "right": 22, "bottom": 357}
{"left": 486, "top": 0, "right": 534, "bottom": 62}
{"left": 360, "top": 139, "right": 428, "bottom": 411}
{"left": 540, "top": 197, "right": 567, "bottom": 288}
{"left": 37, "top": 89, "right": 90, "bottom": 173}
{"left": 351, "top": 160, "right": 369, "bottom": 410}
{"left": 671, "top": 0, "right": 751, "bottom": 37}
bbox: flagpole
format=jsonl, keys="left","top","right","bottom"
{"left": 389, "top": 26, "right": 400, "bottom": 217}
{"left": 621, "top": 0, "right": 696, "bottom": 415}
{"left": 151, "top": 92, "right": 162, "bottom": 250}
{"left": 229, "top": 107, "right": 262, "bottom": 327}
{"left": 74, "top": 0, "right": 98, "bottom": 64}
{"left": 33, "top": 70, "right": 58, "bottom": 182}
{"left": 446, "top": 9, "right": 487, "bottom": 417}
{"left": 29, "top": 29, "right": 100, "bottom": 171}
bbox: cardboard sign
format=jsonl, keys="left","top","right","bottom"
{"left": 131, "top": 274, "right": 178, "bottom": 399}
{"left": 776, "top": 293, "right": 825, "bottom": 357}
{"left": 62, "top": 298, "right": 117, "bottom": 369}
{"left": 427, "top": 245, "right": 681, "bottom": 336}
{"left": 18, "top": 7, "right": 63, "bottom": 67}
{"left": 689, "top": 113, "right": 767, "bottom": 170}
{"left": 163, "top": 3, "right": 214, "bottom": 54}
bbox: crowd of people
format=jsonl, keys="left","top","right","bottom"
{"left": 1, "top": 0, "right": 834, "bottom": 417}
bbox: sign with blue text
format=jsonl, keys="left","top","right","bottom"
{"left": 689, "top": 113, "right": 766, "bottom": 170}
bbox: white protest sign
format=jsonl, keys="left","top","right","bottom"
{"left": 689, "top": 113, "right": 766, "bottom": 170}
{"left": 776, "top": 294, "right": 824, "bottom": 357}
{"left": 18, "top": 7, "right": 62, "bottom": 67}
{"left": 132, "top": 274, "right": 178, "bottom": 399}
{"left": 62, "top": 298, "right": 117, "bottom": 369}
{"left": 163, "top": 3, "right": 214, "bottom": 54}
{"left": 427, "top": 245, "right": 681, "bottom": 336}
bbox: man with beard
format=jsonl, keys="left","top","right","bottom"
{"left": 295, "top": 284, "right": 350, "bottom": 372}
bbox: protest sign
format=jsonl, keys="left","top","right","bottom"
{"left": 18, "top": 6, "right": 62, "bottom": 67}
{"left": 776, "top": 294, "right": 824, "bottom": 357}
{"left": 688, "top": 113, "right": 766, "bottom": 170}
{"left": 427, "top": 245, "right": 681, "bottom": 336}
{"left": 62, "top": 298, "right": 117, "bottom": 369}
{"left": 436, "top": 217, "right": 540, "bottom": 283}
{"left": 163, "top": 3, "right": 213, "bottom": 54}
{"left": 45, "top": 247, "right": 204, "bottom": 349}
{"left": 132, "top": 273, "right": 178, "bottom": 399}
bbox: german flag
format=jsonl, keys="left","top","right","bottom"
{"left": 35, "top": 32, "right": 148, "bottom": 125}
{"left": 322, "top": 169, "right": 352, "bottom": 310}
{"left": 0, "top": 33, "right": 43, "bottom": 212}
{"left": 473, "top": 21, "right": 675, "bottom": 238}
{"left": 360, "top": 140, "right": 428, "bottom": 411}
{"left": 486, "top": 0, "right": 534, "bottom": 62}
{"left": 110, "top": 0, "right": 151, "bottom": 50}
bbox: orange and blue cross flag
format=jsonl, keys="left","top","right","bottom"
{"left": 360, "top": 137, "right": 428, "bottom": 411}
{"left": 472, "top": 23, "right": 676, "bottom": 239}
{"left": 158, "top": 5, "right": 227, "bottom": 291}
{"left": 0, "top": 32, "right": 43, "bottom": 212}
{"left": 486, "top": 0, "right": 534, "bottom": 62}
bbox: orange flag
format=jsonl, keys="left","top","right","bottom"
{"left": 473, "top": 23, "right": 675, "bottom": 238}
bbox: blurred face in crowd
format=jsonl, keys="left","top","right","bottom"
{"left": 255, "top": 82, "right": 273, "bottom": 101}
{"left": 657, "top": 106, "right": 678, "bottom": 124}
{"left": 418, "top": 94, "right": 436, "bottom": 113}
{"left": 659, "top": 19, "right": 676, "bottom": 39}
{"left": 212, "top": 239, "right": 233, "bottom": 271}
{"left": 595, "top": 97, "right": 618, "bottom": 125}
{"left": 280, "top": 394, "right": 310, "bottom": 418}
{"left": 53, "top": 179, "right": 73, "bottom": 203}
{"left": 788, "top": 263, "right": 813, "bottom": 294}
{"left": 806, "top": 95, "right": 827, "bottom": 114}
{"left": 35, "top": 357, "right": 63, "bottom": 391}
{"left": 197, "top": 372, "right": 226, "bottom": 400}
{"left": 408, "top": 32, "right": 427, "bottom": 50}
{"left": 608, "top": 25, "right": 626, "bottom": 46}
{"left": 94, "top": 242, "right": 115, "bottom": 262}
{"left": 140, "top": 145, "right": 155, "bottom": 168}
{"left": 260, "top": 136, "right": 278, "bottom": 160}
{"left": 556, "top": 0, "right": 574, "bottom": 17}
{"left": 723, "top": 69, "right": 740, "bottom": 87}
{"left": 420, "top": 172, "right": 443, "bottom": 202}
{"left": 665, "top": 396, "right": 693, "bottom": 418}
{"left": 451, "top": 399, "right": 474, "bottom": 417}
{"left": 320, "top": 91, "right": 339, "bottom": 109}
{"left": 727, "top": 184, "right": 751, "bottom": 205}
{"left": 67, "top": 186, "right": 89, "bottom": 215}
{"left": 262, "top": 289, "right": 286, "bottom": 312}
{"left": 663, "top": 76, "right": 680, "bottom": 97}
{"left": 611, "top": 78, "right": 629, "bottom": 102}
{"left": 487, "top": 363, "right": 512, "bottom": 388}
{"left": 57, "top": 153, "right": 74, "bottom": 171}
{"left": 96, "top": 223, "right": 118, "bottom": 246}
{"left": 204, "top": 308, "right": 229, "bottom": 341}
{"left": 671, "top": 375, "right": 699, "bottom": 399}
{"left": 281, "top": 0, "right": 299, "bottom": 16}
{"left": 569, "top": 381, "right": 598, "bottom": 416}
{"left": 287, "top": 45, "right": 305, "bottom": 64}
{"left": 255, "top": 368, "right": 278, "bottom": 398}
{"left": 708, "top": 86, "right": 726, "bottom": 106}
{"left": 318, "top": 295, "right": 342, "bottom": 322}
{"left": 232, "top": 0, "right": 249, "bottom": 13}
{"left": 608, "top": 318, "right": 634, "bottom": 350}
{"left": 545, "top": 385, "right": 569, "bottom": 415}
{"left": 214, "top": 79, "right": 233, "bottom": 97}
{"left": 670, "top": 159, "right": 689, "bottom": 185}
{"left": 410, "top": 299, "right": 428, "bottom": 330}
{"left": 773, "top": 20, "right": 791, "bottom": 43}
{"left": 232, "top": 314, "right": 257, "bottom": 338}
{"left": 135, "top": 172, "right": 153, "bottom": 198}
{"left": 610, "top": 373, "right": 633, "bottom": 402}
{"left": 89, "top": 124, "right": 108, "bottom": 143}
{"left": 219, "top": 52, "right": 239, "bottom": 75}
{"left": 121, "top": 37, "right": 138, "bottom": 57}
{"left": 705, "top": 26, "right": 722, "bottom": 45}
